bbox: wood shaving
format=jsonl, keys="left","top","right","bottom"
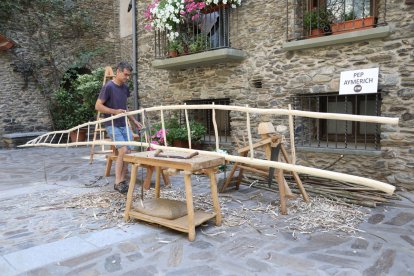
{"left": 52, "top": 182, "right": 369, "bottom": 236}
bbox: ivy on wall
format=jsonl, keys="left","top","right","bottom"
{"left": 0, "top": 0, "right": 107, "bottom": 130}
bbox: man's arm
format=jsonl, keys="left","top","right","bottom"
{"left": 95, "top": 99, "right": 126, "bottom": 115}
{"left": 127, "top": 114, "right": 142, "bottom": 129}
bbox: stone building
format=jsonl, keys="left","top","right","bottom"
{"left": 118, "top": 0, "right": 413, "bottom": 190}
{"left": 0, "top": 0, "right": 412, "bottom": 190}
{"left": 0, "top": 0, "right": 120, "bottom": 138}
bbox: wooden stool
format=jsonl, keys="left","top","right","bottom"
{"left": 104, "top": 147, "right": 170, "bottom": 189}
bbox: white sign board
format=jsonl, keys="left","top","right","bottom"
{"left": 339, "top": 68, "right": 379, "bottom": 95}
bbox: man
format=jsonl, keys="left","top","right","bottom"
{"left": 95, "top": 61, "right": 140, "bottom": 194}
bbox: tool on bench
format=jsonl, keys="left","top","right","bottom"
{"left": 154, "top": 149, "right": 199, "bottom": 159}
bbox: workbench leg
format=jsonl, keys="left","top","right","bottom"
{"left": 184, "top": 172, "right": 196, "bottom": 241}
{"left": 155, "top": 166, "right": 161, "bottom": 199}
{"left": 206, "top": 169, "right": 222, "bottom": 226}
{"left": 220, "top": 162, "right": 238, "bottom": 193}
{"left": 125, "top": 164, "right": 139, "bottom": 222}
{"left": 143, "top": 166, "right": 154, "bottom": 190}
{"left": 277, "top": 169, "right": 287, "bottom": 215}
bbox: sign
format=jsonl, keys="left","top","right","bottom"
{"left": 339, "top": 68, "right": 379, "bottom": 95}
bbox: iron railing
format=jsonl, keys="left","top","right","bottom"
{"left": 291, "top": 92, "right": 382, "bottom": 151}
{"left": 154, "top": 5, "right": 239, "bottom": 59}
{"left": 180, "top": 98, "right": 231, "bottom": 144}
{"left": 285, "top": 0, "right": 387, "bottom": 41}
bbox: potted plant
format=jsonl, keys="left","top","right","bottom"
{"left": 144, "top": 0, "right": 243, "bottom": 40}
{"left": 188, "top": 34, "right": 207, "bottom": 54}
{"left": 168, "top": 39, "right": 183, "bottom": 57}
{"left": 331, "top": 11, "right": 375, "bottom": 34}
{"left": 303, "top": 8, "right": 333, "bottom": 37}
{"left": 161, "top": 119, "right": 206, "bottom": 149}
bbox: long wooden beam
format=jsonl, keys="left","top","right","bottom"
{"left": 21, "top": 141, "right": 395, "bottom": 195}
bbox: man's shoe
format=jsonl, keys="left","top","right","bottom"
{"left": 114, "top": 180, "right": 129, "bottom": 194}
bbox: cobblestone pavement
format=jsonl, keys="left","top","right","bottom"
{"left": 0, "top": 147, "right": 413, "bottom": 275}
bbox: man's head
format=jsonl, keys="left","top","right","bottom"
{"left": 115, "top": 61, "right": 133, "bottom": 85}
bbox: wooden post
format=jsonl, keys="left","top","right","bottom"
{"left": 288, "top": 104, "right": 296, "bottom": 164}
{"left": 212, "top": 102, "right": 219, "bottom": 151}
{"left": 160, "top": 108, "right": 167, "bottom": 146}
{"left": 184, "top": 103, "right": 191, "bottom": 149}
{"left": 277, "top": 167, "right": 287, "bottom": 215}
{"left": 246, "top": 105, "right": 254, "bottom": 159}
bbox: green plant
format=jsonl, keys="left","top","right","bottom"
{"left": 50, "top": 67, "right": 104, "bottom": 130}
{"left": 189, "top": 34, "right": 207, "bottom": 53}
{"left": 168, "top": 39, "right": 183, "bottom": 53}
{"left": 189, "top": 121, "right": 207, "bottom": 142}
{"left": 303, "top": 8, "right": 333, "bottom": 30}
{"left": 344, "top": 11, "right": 357, "bottom": 21}
{"left": 152, "top": 118, "right": 206, "bottom": 145}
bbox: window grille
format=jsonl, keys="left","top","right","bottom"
{"left": 154, "top": 6, "right": 239, "bottom": 59}
{"left": 285, "top": 0, "right": 387, "bottom": 41}
{"left": 291, "top": 92, "right": 382, "bottom": 151}
{"left": 182, "top": 98, "right": 231, "bottom": 144}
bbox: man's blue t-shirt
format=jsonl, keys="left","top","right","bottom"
{"left": 98, "top": 81, "right": 130, "bottom": 127}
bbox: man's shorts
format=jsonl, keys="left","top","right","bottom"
{"left": 105, "top": 126, "right": 134, "bottom": 150}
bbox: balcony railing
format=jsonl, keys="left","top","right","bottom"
{"left": 285, "top": 0, "right": 388, "bottom": 41}
{"left": 154, "top": 5, "right": 240, "bottom": 59}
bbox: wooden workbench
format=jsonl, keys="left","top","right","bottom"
{"left": 123, "top": 151, "right": 224, "bottom": 241}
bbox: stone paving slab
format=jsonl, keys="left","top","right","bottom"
{"left": 3, "top": 236, "right": 97, "bottom": 273}
{"left": 0, "top": 147, "right": 413, "bottom": 275}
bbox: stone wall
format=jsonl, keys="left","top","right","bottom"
{"left": 0, "top": 0, "right": 119, "bottom": 140}
{"left": 122, "top": 0, "right": 413, "bottom": 190}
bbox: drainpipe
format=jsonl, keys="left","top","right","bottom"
{"left": 128, "top": 0, "right": 139, "bottom": 113}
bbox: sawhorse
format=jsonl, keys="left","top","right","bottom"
{"left": 221, "top": 134, "right": 309, "bottom": 214}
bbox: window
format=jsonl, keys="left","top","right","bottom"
{"left": 292, "top": 93, "right": 381, "bottom": 151}
{"left": 285, "top": 0, "right": 387, "bottom": 41}
{"left": 181, "top": 98, "right": 231, "bottom": 144}
{"left": 327, "top": 0, "right": 373, "bottom": 21}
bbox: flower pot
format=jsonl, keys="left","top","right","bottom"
{"left": 309, "top": 28, "right": 325, "bottom": 38}
{"left": 168, "top": 50, "right": 178, "bottom": 58}
{"left": 172, "top": 140, "right": 189, "bottom": 148}
{"left": 331, "top": 17, "right": 374, "bottom": 34}
{"left": 70, "top": 129, "right": 87, "bottom": 142}
{"left": 0, "top": 34, "right": 15, "bottom": 50}
{"left": 172, "top": 140, "right": 202, "bottom": 149}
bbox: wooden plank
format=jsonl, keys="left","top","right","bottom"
{"left": 123, "top": 151, "right": 224, "bottom": 172}
{"left": 237, "top": 137, "right": 272, "bottom": 153}
{"left": 128, "top": 210, "right": 216, "bottom": 233}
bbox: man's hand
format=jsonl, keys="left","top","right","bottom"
{"left": 114, "top": 109, "right": 126, "bottom": 115}
{"left": 133, "top": 120, "right": 142, "bottom": 130}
